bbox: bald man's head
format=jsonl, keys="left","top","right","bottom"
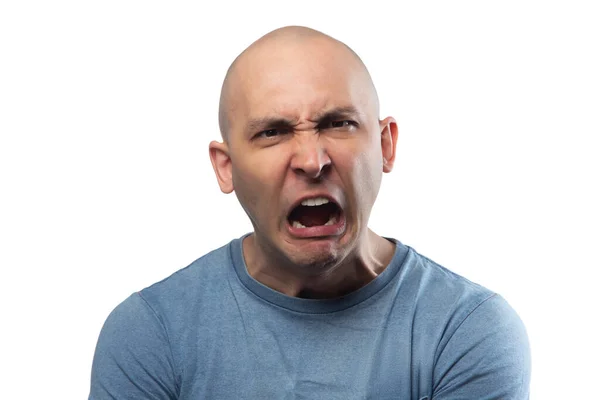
{"left": 218, "top": 26, "right": 379, "bottom": 142}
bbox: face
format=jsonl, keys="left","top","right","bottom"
{"left": 211, "top": 38, "right": 397, "bottom": 272}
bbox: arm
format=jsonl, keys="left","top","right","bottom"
{"left": 89, "top": 293, "right": 179, "bottom": 400}
{"left": 433, "top": 294, "right": 531, "bottom": 400}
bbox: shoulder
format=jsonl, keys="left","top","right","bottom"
{"left": 97, "top": 238, "right": 236, "bottom": 341}
{"left": 396, "top": 247, "right": 530, "bottom": 398}
{"left": 91, "top": 239, "right": 240, "bottom": 397}
{"left": 138, "top": 239, "right": 235, "bottom": 310}
{"left": 90, "top": 292, "right": 180, "bottom": 398}
{"left": 432, "top": 293, "right": 531, "bottom": 398}
{"left": 102, "top": 239, "right": 238, "bottom": 344}
{"left": 402, "top": 246, "right": 528, "bottom": 343}
{"left": 400, "top": 246, "right": 496, "bottom": 318}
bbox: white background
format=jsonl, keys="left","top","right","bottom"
{"left": 1, "top": 1, "right": 598, "bottom": 398}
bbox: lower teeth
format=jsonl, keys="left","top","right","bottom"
{"left": 291, "top": 215, "right": 337, "bottom": 229}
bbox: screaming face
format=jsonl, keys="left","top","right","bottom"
{"left": 210, "top": 27, "right": 398, "bottom": 276}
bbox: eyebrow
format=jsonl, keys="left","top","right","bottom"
{"left": 245, "top": 116, "right": 297, "bottom": 136}
{"left": 311, "top": 106, "right": 363, "bottom": 123}
{"left": 245, "top": 106, "right": 363, "bottom": 135}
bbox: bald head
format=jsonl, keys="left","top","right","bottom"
{"left": 218, "top": 26, "right": 379, "bottom": 142}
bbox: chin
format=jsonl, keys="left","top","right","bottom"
{"left": 283, "top": 243, "right": 343, "bottom": 275}
{"left": 279, "top": 222, "right": 358, "bottom": 272}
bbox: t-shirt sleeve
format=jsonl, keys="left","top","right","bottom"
{"left": 89, "top": 293, "right": 179, "bottom": 400}
{"left": 432, "top": 294, "right": 531, "bottom": 400}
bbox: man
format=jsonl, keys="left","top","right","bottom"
{"left": 89, "top": 26, "right": 530, "bottom": 399}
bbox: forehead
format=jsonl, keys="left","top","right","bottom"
{"left": 231, "top": 39, "right": 376, "bottom": 127}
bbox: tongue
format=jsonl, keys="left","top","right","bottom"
{"left": 292, "top": 204, "right": 334, "bottom": 227}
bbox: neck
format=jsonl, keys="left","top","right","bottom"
{"left": 242, "top": 230, "right": 396, "bottom": 299}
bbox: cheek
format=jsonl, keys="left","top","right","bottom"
{"left": 231, "top": 154, "right": 287, "bottom": 220}
{"left": 355, "top": 154, "right": 383, "bottom": 199}
{"left": 231, "top": 164, "right": 263, "bottom": 212}
{"left": 331, "top": 139, "right": 383, "bottom": 204}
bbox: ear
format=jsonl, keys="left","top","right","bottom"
{"left": 379, "top": 116, "right": 398, "bottom": 173}
{"left": 209, "top": 140, "right": 234, "bottom": 193}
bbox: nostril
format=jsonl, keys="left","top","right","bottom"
{"left": 294, "top": 163, "right": 330, "bottom": 179}
{"left": 290, "top": 145, "right": 331, "bottom": 178}
{"left": 319, "top": 163, "right": 332, "bottom": 176}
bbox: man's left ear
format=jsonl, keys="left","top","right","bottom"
{"left": 380, "top": 116, "right": 398, "bottom": 173}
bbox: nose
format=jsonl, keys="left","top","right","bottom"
{"left": 290, "top": 134, "right": 331, "bottom": 180}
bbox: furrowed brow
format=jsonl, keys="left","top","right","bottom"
{"left": 245, "top": 117, "right": 296, "bottom": 135}
{"left": 313, "top": 106, "right": 363, "bottom": 123}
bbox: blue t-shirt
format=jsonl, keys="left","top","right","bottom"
{"left": 89, "top": 236, "right": 530, "bottom": 399}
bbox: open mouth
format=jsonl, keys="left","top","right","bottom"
{"left": 287, "top": 197, "right": 342, "bottom": 229}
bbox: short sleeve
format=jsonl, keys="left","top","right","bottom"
{"left": 432, "top": 294, "right": 531, "bottom": 400}
{"left": 89, "top": 293, "right": 179, "bottom": 400}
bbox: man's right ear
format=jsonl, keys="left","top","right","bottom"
{"left": 209, "top": 140, "right": 234, "bottom": 194}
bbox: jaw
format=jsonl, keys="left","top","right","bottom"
{"left": 244, "top": 225, "right": 389, "bottom": 298}
{"left": 243, "top": 193, "right": 365, "bottom": 278}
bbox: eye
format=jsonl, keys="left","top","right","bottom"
{"left": 256, "top": 128, "right": 285, "bottom": 139}
{"left": 324, "top": 120, "right": 358, "bottom": 129}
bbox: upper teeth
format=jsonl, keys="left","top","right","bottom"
{"left": 301, "top": 197, "right": 330, "bottom": 206}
